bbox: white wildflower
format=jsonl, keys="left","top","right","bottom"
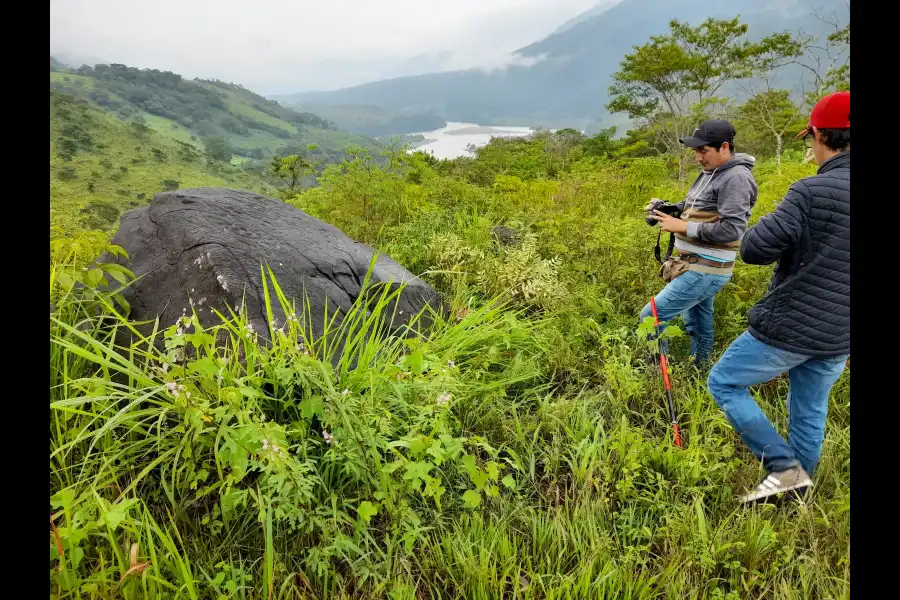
{"left": 436, "top": 391, "right": 452, "bottom": 406}
{"left": 165, "top": 381, "right": 180, "bottom": 398}
{"left": 341, "top": 388, "right": 350, "bottom": 397}
{"left": 217, "top": 274, "right": 229, "bottom": 291}
{"left": 262, "top": 438, "right": 270, "bottom": 450}
{"left": 322, "top": 429, "right": 335, "bottom": 445}
{"left": 447, "top": 360, "right": 456, "bottom": 369}
{"left": 198, "top": 297, "right": 207, "bottom": 306}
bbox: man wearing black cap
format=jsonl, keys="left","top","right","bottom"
{"left": 642, "top": 119, "right": 759, "bottom": 366}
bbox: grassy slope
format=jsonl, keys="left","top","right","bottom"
{"left": 49, "top": 68, "right": 378, "bottom": 160}
{"left": 49, "top": 130, "right": 849, "bottom": 599}
{"left": 50, "top": 91, "right": 273, "bottom": 233}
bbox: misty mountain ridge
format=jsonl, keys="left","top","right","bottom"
{"left": 277, "top": 0, "right": 848, "bottom": 130}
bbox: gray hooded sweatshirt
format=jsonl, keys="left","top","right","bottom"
{"left": 673, "top": 153, "right": 759, "bottom": 260}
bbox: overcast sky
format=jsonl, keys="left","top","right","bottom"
{"left": 50, "top": 0, "right": 607, "bottom": 95}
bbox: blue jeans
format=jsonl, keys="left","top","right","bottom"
{"left": 639, "top": 270, "right": 732, "bottom": 364}
{"left": 707, "top": 331, "right": 848, "bottom": 475}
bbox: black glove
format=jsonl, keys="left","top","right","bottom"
{"left": 644, "top": 199, "right": 682, "bottom": 226}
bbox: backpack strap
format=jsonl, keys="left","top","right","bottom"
{"left": 654, "top": 230, "right": 676, "bottom": 264}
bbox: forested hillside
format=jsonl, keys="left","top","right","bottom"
{"left": 50, "top": 90, "right": 274, "bottom": 233}
{"left": 285, "top": 0, "right": 848, "bottom": 129}
{"left": 49, "top": 63, "right": 378, "bottom": 163}
{"left": 272, "top": 102, "right": 447, "bottom": 138}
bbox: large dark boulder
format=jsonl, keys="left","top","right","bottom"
{"left": 109, "top": 188, "right": 442, "bottom": 345}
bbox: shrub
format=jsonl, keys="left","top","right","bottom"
{"left": 57, "top": 165, "right": 78, "bottom": 181}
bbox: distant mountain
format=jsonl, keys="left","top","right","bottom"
{"left": 276, "top": 103, "right": 447, "bottom": 138}
{"left": 50, "top": 55, "right": 70, "bottom": 72}
{"left": 281, "top": 0, "right": 847, "bottom": 128}
{"left": 550, "top": 1, "right": 621, "bottom": 36}
{"left": 49, "top": 63, "right": 377, "bottom": 163}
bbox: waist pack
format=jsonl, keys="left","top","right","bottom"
{"left": 660, "top": 256, "right": 690, "bottom": 283}
{"left": 655, "top": 229, "right": 688, "bottom": 283}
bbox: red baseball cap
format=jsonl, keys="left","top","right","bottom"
{"left": 796, "top": 91, "right": 850, "bottom": 138}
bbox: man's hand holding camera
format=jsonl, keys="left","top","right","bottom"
{"left": 644, "top": 199, "right": 687, "bottom": 233}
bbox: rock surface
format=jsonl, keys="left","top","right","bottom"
{"left": 109, "top": 188, "right": 442, "bottom": 342}
{"left": 491, "top": 225, "right": 521, "bottom": 247}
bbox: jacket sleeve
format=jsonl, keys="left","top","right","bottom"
{"left": 740, "top": 181, "right": 809, "bottom": 265}
{"left": 686, "top": 172, "right": 757, "bottom": 244}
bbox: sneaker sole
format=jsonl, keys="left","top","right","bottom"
{"left": 739, "top": 482, "right": 812, "bottom": 505}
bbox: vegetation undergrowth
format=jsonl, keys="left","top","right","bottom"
{"left": 50, "top": 125, "right": 849, "bottom": 599}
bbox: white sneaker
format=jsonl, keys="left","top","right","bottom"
{"left": 739, "top": 465, "right": 813, "bottom": 504}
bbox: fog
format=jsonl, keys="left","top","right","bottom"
{"left": 50, "top": 0, "right": 606, "bottom": 94}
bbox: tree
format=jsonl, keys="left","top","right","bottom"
{"left": 203, "top": 136, "right": 233, "bottom": 163}
{"left": 791, "top": 6, "right": 850, "bottom": 102}
{"left": 581, "top": 126, "right": 621, "bottom": 159}
{"left": 541, "top": 129, "right": 585, "bottom": 176}
{"left": 734, "top": 88, "right": 806, "bottom": 172}
{"left": 607, "top": 17, "right": 802, "bottom": 182}
{"left": 739, "top": 6, "right": 849, "bottom": 166}
{"left": 270, "top": 145, "right": 320, "bottom": 197}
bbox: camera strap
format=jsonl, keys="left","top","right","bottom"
{"left": 654, "top": 230, "right": 676, "bottom": 264}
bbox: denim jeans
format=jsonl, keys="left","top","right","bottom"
{"left": 707, "top": 331, "right": 849, "bottom": 475}
{"left": 639, "top": 269, "right": 732, "bottom": 364}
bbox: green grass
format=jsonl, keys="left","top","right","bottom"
{"left": 140, "top": 114, "right": 201, "bottom": 147}
{"left": 50, "top": 71, "right": 96, "bottom": 88}
{"left": 48, "top": 135, "right": 848, "bottom": 598}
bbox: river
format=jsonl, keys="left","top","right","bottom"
{"left": 408, "top": 121, "right": 535, "bottom": 160}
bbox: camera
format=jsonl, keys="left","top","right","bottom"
{"left": 645, "top": 198, "right": 682, "bottom": 226}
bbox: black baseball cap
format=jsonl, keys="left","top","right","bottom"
{"left": 679, "top": 119, "right": 736, "bottom": 148}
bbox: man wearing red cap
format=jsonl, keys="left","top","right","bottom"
{"left": 706, "top": 91, "right": 850, "bottom": 504}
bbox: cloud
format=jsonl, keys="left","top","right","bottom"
{"left": 49, "top": 0, "right": 600, "bottom": 93}
{"left": 473, "top": 52, "right": 550, "bottom": 73}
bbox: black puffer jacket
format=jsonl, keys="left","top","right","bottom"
{"left": 741, "top": 152, "right": 850, "bottom": 356}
